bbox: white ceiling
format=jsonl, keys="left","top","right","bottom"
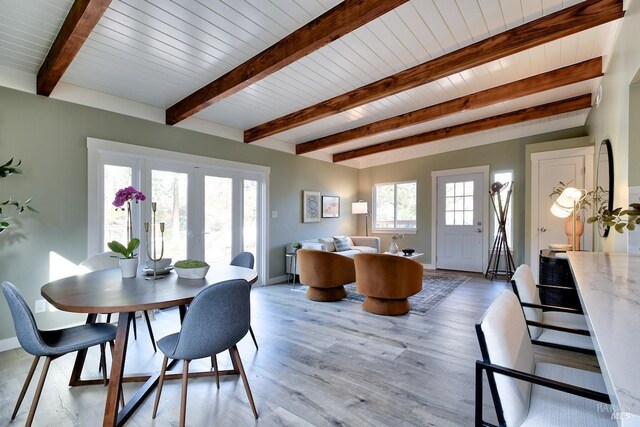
{"left": 0, "top": 0, "right": 624, "bottom": 168}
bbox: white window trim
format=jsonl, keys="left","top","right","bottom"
{"left": 87, "top": 137, "right": 270, "bottom": 285}
{"left": 371, "top": 180, "right": 418, "bottom": 233}
{"left": 491, "top": 169, "right": 514, "bottom": 252}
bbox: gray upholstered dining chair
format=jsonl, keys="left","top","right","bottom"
{"left": 80, "top": 251, "right": 157, "bottom": 352}
{"left": 475, "top": 289, "right": 613, "bottom": 426}
{"left": 1, "top": 281, "right": 118, "bottom": 427}
{"left": 230, "top": 251, "right": 258, "bottom": 350}
{"left": 152, "top": 279, "right": 258, "bottom": 426}
{"left": 511, "top": 264, "right": 593, "bottom": 354}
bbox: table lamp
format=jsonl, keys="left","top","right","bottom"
{"left": 352, "top": 201, "right": 369, "bottom": 236}
{"left": 550, "top": 187, "right": 584, "bottom": 251}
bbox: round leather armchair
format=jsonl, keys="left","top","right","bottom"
{"left": 354, "top": 253, "right": 423, "bottom": 315}
{"left": 297, "top": 249, "right": 356, "bottom": 302}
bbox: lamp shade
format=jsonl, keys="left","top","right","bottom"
{"left": 550, "top": 202, "right": 572, "bottom": 218}
{"left": 550, "top": 187, "right": 583, "bottom": 218}
{"left": 352, "top": 201, "right": 368, "bottom": 215}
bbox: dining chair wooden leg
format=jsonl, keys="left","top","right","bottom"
{"left": 230, "top": 345, "right": 258, "bottom": 419}
{"left": 211, "top": 354, "right": 220, "bottom": 389}
{"left": 143, "top": 310, "right": 157, "bottom": 352}
{"left": 152, "top": 355, "right": 169, "bottom": 419}
{"left": 12, "top": 356, "right": 40, "bottom": 420}
{"left": 108, "top": 341, "right": 125, "bottom": 408}
{"left": 100, "top": 343, "right": 108, "bottom": 385}
{"left": 25, "top": 356, "right": 52, "bottom": 427}
{"left": 248, "top": 326, "right": 259, "bottom": 350}
{"left": 180, "top": 360, "right": 190, "bottom": 427}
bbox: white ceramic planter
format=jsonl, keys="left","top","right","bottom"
{"left": 119, "top": 258, "right": 138, "bottom": 278}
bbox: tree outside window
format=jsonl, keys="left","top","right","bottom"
{"left": 373, "top": 181, "right": 417, "bottom": 230}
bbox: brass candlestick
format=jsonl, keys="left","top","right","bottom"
{"left": 144, "top": 202, "right": 165, "bottom": 280}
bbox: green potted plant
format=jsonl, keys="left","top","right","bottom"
{"left": 1, "top": 158, "right": 37, "bottom": 234}
{"left": 107, "top": 238, "right": 140, "bottom": 278}
{"left": 292, "top": 242, "right": 302, "bottom": 252}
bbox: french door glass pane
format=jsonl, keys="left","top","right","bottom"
{"left": 103, "top": 165, "right": 131, "bottom": 250}
{"left": 152, "top": 170, "right": 188, "bottom": 261}
{"left": 204, "top": 176, "right": 233, "bottom": 264}
{"left": 243, "top": 180, "right": 257, "bottom": 256}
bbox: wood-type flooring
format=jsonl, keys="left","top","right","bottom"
{"left": 0, "top": 273, "right": 599, "bottom": 426}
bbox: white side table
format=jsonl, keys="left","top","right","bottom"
{"left": 285, "top": 252, "right": 297, "bottom": 288}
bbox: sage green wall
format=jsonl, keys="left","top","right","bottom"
{"left": 0, "top": 86, "right": 359, "bottom": 341}
{"left": 358, "top": 128, "right": 588, "bottom": 267}
{"left": 585, "top": 0, "right": 640, "bottom": 253}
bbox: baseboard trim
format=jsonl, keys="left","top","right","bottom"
{"left": 0, "top": 336, "right": 19, "bottom": 352}
{"left": 267, "top": 275, "right": 288, "bottom": 285}
{"left": 423, "top": 263, "right": 435, "bottom": 270}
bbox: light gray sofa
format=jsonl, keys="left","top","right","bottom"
{"left": 286, "top": 236, "right": 380, "bottom": 274}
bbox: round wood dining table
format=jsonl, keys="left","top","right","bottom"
{"left": 41, "top": 265, "right": 258, "bottom": 427}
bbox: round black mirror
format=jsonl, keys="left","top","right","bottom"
{"left": 596, "top": 139, "right": 614, "bottom": 237}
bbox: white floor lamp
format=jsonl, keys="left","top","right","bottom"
{"left": 352, "top": 201, "right": 369, "bottom": 236}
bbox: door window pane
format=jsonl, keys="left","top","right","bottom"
{"left": 243, "top": 180, "right": 257, "bottom": 257}
{"left": 204, "top": 176, "right": 233, "bottom": 264}
{"left": 152, "top": 170, "right": 188, "bottom": 261}
{"left": 445, "top": 180, "right": 474, "bottom": 225}
{"left": 103, "top": 165, "right": 132, "bottom": 250}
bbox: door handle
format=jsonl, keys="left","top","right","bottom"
{"left": 476, "top": 229, "right": 482, "bottom": 233}
{"left": 539, "top": 227, "right": 547, "bottom": 233}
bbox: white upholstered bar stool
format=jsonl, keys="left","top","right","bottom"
{"left": 511, "top": 264, "right": 594, "bottom": 354}
{"left": 475, "top": 290, "right": 613, "bottom": 426}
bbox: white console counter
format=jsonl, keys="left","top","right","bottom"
{"left": 567, "top": 251, "right": 640, "bottom": 425}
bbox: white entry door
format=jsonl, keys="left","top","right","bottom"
{"left": 436, "top": 172, "right": 485, "bottom": 272}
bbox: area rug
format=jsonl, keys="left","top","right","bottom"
{"left": 294, "top": 272, "right": 469, "bottom": 316}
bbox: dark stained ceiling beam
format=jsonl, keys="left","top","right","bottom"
{"left": 245, "top": 0, "right": 623, "bottom": 143}
{"left": 296, "top": 57, "right": 603, "bottom": 154}
{"left": 37, "top": 0, "right": 112, "bottom": 96}
{"left": 332, "top": 94, "right": 593, "bottom": 162}
{"left": 166, "top": 0, "right": 409, "bottom": 126}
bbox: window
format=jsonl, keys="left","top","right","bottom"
{"left": 492, "top": 171, "right": 513, "bottom": 247}
{"left": 373, "top": 181, "right": 417, "bottom": 231}
{"left": 88, "top": 138, "right": 269, "bottom": 284}
{"left": 445, "top": 180, "right": 474, "bottom": 225}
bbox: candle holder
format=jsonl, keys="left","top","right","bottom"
{"left": 144, "top": 202, "right": 165, "bottom": 281}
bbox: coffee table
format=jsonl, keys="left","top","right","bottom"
{"left": 383, "top": 252, "right": 423, "bottom": 260}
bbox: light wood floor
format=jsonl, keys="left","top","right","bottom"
{"left": 0, "top": 273, "right": 599, "bottom": 426}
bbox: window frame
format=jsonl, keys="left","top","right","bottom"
{"left": 371, "top": 180, "right": 417, "bottom": 234}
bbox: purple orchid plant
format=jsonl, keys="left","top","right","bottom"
{"left": 112, "top": 186, "right": 146, "bottom": 243}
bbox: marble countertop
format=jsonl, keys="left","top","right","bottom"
{"left": 567, "top": 252, "right": 640, "bottom": 425}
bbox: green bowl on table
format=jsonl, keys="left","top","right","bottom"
{"left": 174, "top": 259, "right": 210, "bottom": 279}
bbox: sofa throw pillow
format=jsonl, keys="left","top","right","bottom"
{"left": 318, "top": 237, "right": 336, "bottom": 252}
{"left": 333, "top": 236, "right": 351, "bottom": 252}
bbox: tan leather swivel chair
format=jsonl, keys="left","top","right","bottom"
{"left": 354, "top": 253, "right": 423, "bottom": 315}
{"left": 297, "top": 249, "right": 355, "bottom": 301}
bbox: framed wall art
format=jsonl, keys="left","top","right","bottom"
{"left": 322, "top": 196, "right": 340, "bottom": 218}
{"left": 303, "top": 190, "right": 321, "bottom": 223}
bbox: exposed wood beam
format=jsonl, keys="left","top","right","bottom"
{"left": 165, "top": 0, "right": 409, "bottom": 126}
{"left": 37, "top": 0, "right": 112, "bottom": 96}
{"left": 296, "top": 58, "right": 602, "bottom": 155}
{"left": 245, "top": 0, "right": 623, "bottom": 143}
{"left": 332, "top": 94, "right": 593, "bottom": 162}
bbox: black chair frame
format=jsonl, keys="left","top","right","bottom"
{"left": 475, "top": 324, "right": 610, "bottom": 427}
{"left": 511, "top": 281, "right": 595, "bottom": 355}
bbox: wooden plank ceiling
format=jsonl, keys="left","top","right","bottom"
{"left": 0, "top": 0, "right": 625, "bottom": 168}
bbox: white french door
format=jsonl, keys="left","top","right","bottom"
{"left": 88, "top": 139, "right": 269, "bottom": 284}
